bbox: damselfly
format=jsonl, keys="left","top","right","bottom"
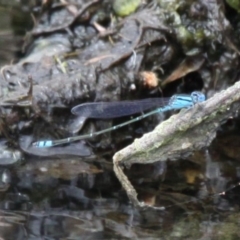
{"left": 32, "top": 91, "right": 205, "bottom": 147}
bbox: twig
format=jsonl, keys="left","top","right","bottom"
{"left": 113, "top": 80, "right": 240, "bottom": 207}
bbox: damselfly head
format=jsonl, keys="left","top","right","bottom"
{"left": 191, "top": 91, "right": 205, "bottom": 104}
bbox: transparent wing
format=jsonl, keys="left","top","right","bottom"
{"left": 71, "top": 98, "right": 171, "bottom": 119}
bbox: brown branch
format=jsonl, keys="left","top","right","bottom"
{"left": 113, "top": 80, "right": 240, "bottom": 208}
